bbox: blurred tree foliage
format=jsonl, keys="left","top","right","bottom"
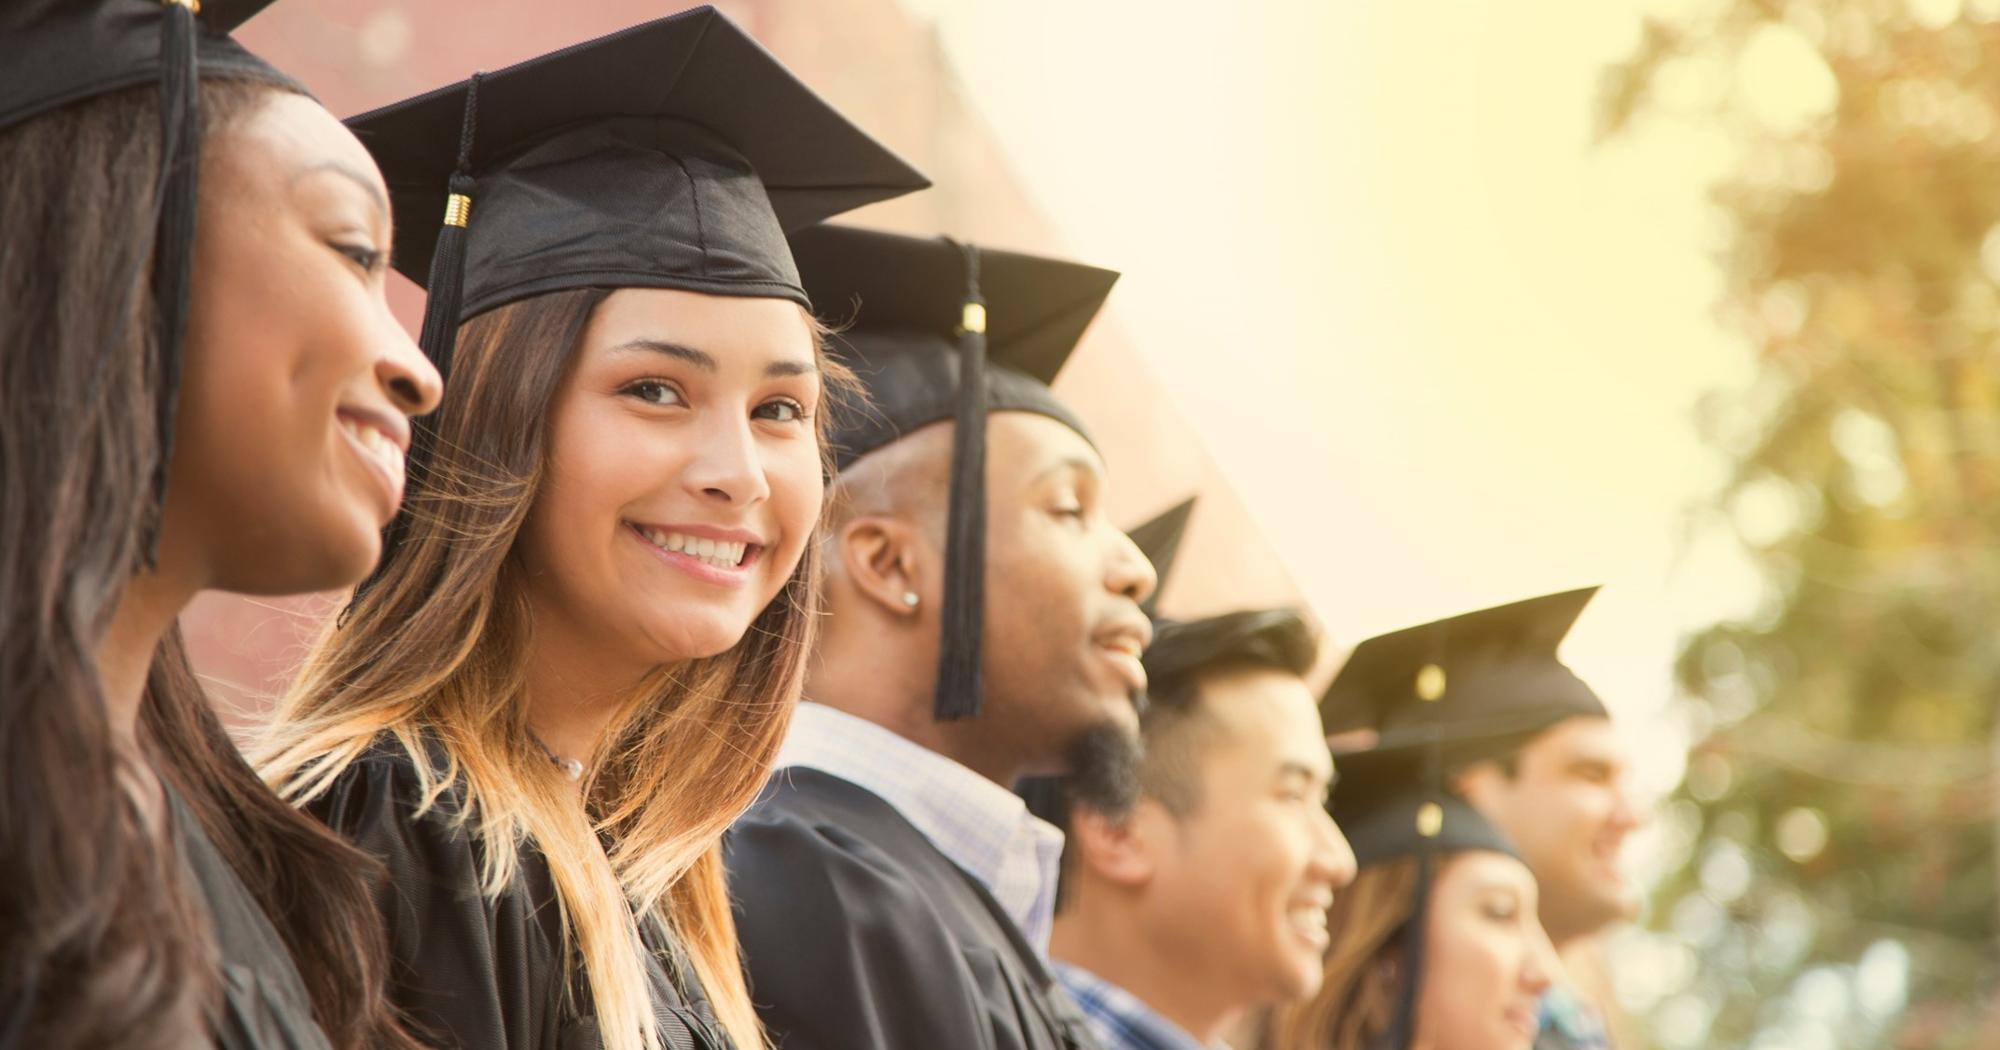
{"left": 1600, "top": 3, "right": 2000, "bottom": 1047}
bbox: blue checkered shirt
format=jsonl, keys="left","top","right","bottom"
{"left": 773, "top": 702, "right": 1067, "bottom": 952}
{"left": 1054, "top": 961, "right": 1227, "bottom": 1050}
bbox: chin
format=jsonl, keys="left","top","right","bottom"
{"left": 639, "top": 609, "right": 758, "bottom": 663}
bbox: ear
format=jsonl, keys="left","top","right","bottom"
{"left": 1451, "top": 759, "right": 1503, "bottom": 803}
{"left": 1069, "top": 800, "right": 1165, "bottom": 889}
{"left": 837, "top": 514, "right": 933, "bottom": 619}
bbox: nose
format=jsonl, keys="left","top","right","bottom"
{"left": 1607, "top": 779, "right": 1647, "bottom": 837}
{"left": 377, "top": 318, "right": 443, "bottom": 418}
{"left": 1519, "top": 919, "right": 1560, "bottom": 998}
{"left": 1104, "top": 524, "right": 1158, "bottom": 604}
{"left": 1313, "top": 809, "right": 1359, "bottom": 890}
{"left": 681, "top": 411, "right": 771, "bottom": 506}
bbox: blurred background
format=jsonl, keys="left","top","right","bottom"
{"left": 191, "top": 0, "right": 2000, "bottom": 1045}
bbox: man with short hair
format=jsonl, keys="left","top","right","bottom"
{"left": 726, "top": 227, "right": 1156, "bottom": 1050}
{"left": 1321, "top": 588, "right": 1644, "bottom": 1050}
{"left": 1033, "top": 605, "right": 1357, "bottom": 1050}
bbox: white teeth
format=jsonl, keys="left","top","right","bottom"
{"left": 635, "top": 528, "right": 751, "bottom": 568}
{"left": 341, "top": 418, "right": 404, "bottom": 485}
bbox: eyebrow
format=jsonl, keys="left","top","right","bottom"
{"left": 1277, "top": 760, "right": 1333, "bottom": 786}
{"left": 292, "top": 161, "right": 389, "bottom": 219}
{"left": 612, "top": 339, "right": 817, "bottom": 378}
{"left": 1030, "top": 455, "right": 1104, "bottom": 486}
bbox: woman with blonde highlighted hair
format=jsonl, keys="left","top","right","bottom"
{"left": 254, "top": 10, "right": 925, "bottom": 1050}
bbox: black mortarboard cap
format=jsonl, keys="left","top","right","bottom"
{"left": 343, "top": 7, "right": 927, "bottom": 598}
{"left": 796, "top": 225, "right": 1119, "bottom": 721}
{"left": 350, "top": 5, "right": 929, "bottom": 373}
{"left": 1125, "top": 497, "right": 1195, "bottom": 620}
{"left": 2, "top": 0, "right": 294, "bottom": 562}
{"left": 1320, "top": 587, "right": 1606, "bottom": 771}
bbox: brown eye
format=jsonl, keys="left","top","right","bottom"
{"left": 754, "top": 397, "right": 808, "bottom": 423}
{"left": 623, "top": 380, "right": 685, "bottom": 407}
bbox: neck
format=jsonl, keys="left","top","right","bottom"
{"left": 96, "top": 556, "right": 203, "bottom": 749}
{"left": 1050, "top": 893, "right": 1241, "bottom": 1045}
{"left": 521, "top": 616, "right": 654, "bottom": 770}
{"left": 807, "top": 653, "right": 1025, "bottom": 786}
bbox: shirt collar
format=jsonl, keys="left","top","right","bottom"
{"left": 1054, "top": 961, "right": 1228, "bottom": 1050}
{"left": 775, "top": 703, "right": 1065, "bottom": 945}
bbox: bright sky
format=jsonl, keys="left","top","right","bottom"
{"left": 909, "top": 0, "right": 1765, "bottom": 805}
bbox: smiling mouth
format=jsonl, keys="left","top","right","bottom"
{"left": 628, "top": 524, "right": 761, "bottom": 569}
{"left": 1286, "top": 900, "right": 1330, "bottom": 944}
{"left": 337, "top": 414, "right": 405, "bottom": 505}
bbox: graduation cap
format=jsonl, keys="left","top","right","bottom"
{"left": 1125, "top": 496, "right": 1195, "bottom": 620}
{"left": 1, "top": 0, "right": 295, "bottom": 560}
{"left": 794, "top": 224, "right": 1119, "bottom": 720}
{"left": 343, "top": 6, "right": 927, "bottom": 588}
{"left": 1320, "top": 586, "right": 1605, "bottom": 774}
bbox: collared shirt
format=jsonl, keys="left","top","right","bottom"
{"left": 773, "top": 702, "right": 1067, "bottom": 951}
{"left": 1535, "top": 983, "right": 1613, "bottom": 1050}
{"left": 1053, "top": 961, "right": 1225, "bottom": 1050}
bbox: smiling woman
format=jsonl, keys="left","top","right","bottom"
{"left": 0, "top": 3, "right": 443, "bottom": 1048}
{"left": 251, "top": 9, "right": 925, "bottom": 1050}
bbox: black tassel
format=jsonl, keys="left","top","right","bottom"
{"left": 1386, "top": 738, "right": 1445, "bottom": 1050}
{"left": 347, "top": 74, "right": 482, "bottom": 617}
{"left": 933, "top": 241, "right": 988, "bottom": 721}
{"left": 141, "top": 0, "right": 202, "bottom": 568}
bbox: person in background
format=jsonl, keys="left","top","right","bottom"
{"left": 1318, "top": 589, "right": 1643, "bottom": 1050}
{"left": 1020, "top": 501, "right": 1358, "bottom": 1050}
{"left": 727, "top": 225, "right": 1155, "bottom": 1050}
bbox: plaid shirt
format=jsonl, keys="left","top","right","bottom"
{"left": 1535, "top": 983, "right": 1613, "bottom": 1050}
{"left": 773, "top": 702, "right": 1066, "bottom": 951}
{"left": 1053, "top": 962, "right": 1225, "bottom": 1050}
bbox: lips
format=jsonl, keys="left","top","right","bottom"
{"left": 336, "top": 410, "right": 407, "bottom": 513}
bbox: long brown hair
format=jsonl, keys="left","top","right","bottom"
{"left": 260, "top": 287, "right": 843, "bottom": 1050}
{"left": 0, "top": 80, "right": 417, "bottom": 1050}
{"left": 1264, "top": 858, "right": 1423, "bottom": 1050}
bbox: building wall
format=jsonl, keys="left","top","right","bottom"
{"left": 190, "top": 0, "right": 1310, "bottom": 720}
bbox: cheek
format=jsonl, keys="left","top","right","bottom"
{"left": 764, "top": 442, "right": 825, "bottom": 566}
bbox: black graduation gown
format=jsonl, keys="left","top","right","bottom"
{"left": 306, "top": 738, "right": 732, "bottom": 1050}
{"left": 172, "top": 788, "right": 334, "bottom": 1050}
{"left": 724, "top": 767, "right": 1100, "bottom": 1050}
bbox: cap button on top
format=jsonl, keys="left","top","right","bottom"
{"left": 1415, "top": 663, "right": 1447, "bottom": 702}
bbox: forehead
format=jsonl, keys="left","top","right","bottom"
{"left": 582, "top": 286, "right": 814, "bottom": 361}
{"left": 985, "top": 411, "right": 1102, "bottom": 484}
{"left": 1193, "top": 667, "right": 1330, "bottom": 771}
{"left": 1441, "top": 849, "right": 1537, "bottom": 897}
{"left": 1524, "top": 715, "right": 1622, "bottom": 767}
{"left": 214, "top": 92, "right": 381, "bottom": 194}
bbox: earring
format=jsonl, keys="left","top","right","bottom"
{"left": 902, "top": 591, "right": 920, "bottom": 609}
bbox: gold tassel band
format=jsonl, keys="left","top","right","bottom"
{"left": 162, "top": 0, "right": 201, "bottom": 11}
{"left": 960, "top": 302, "right": 987, "bottom": 335}
{"left": 443, "top": 193, "right": 472, "bottom": 228}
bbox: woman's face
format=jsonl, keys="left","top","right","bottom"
{"left": 1416, "top": 851, "right": 1557, "bottom": 1050}
{"left": 517, "top": 287, "right": 824, "bottom": 672}
{"left": 171, "top": 91, "right": 441, "bottom": 595}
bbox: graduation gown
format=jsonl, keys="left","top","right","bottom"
{"left": 172, "top": 787, "right": 334, "bottom": 1050}
{"left": 307, "top": 738, "right": 732, "bottom": 1050}
{"left": 725, "top": 767, "right": 1100, "bottom": 1050}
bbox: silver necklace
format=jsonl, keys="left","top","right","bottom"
{"left": 528, "top": 730, "right": 585, "bottom": 782}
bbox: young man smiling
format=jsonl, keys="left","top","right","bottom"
{"left": 1321, "top": 588, "right": 1645, "bottom": 1050}
{"left": 726, "top": 226, "right": 1156, "bottom": 1050}
{"left": 1034, "top": 607, "right": 1358, "bottom": 1050}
